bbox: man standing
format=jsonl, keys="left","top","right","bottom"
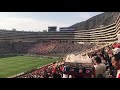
{"left": 111, "top": 54, "right": 120, "bottom": 78}
{"left": 93, "top": 56, "right": 106, "bottom": 77}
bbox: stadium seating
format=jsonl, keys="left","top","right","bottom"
{"left": 15, "top": 42, "right": 120, "bottom": 78}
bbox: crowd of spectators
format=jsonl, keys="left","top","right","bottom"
{"left": 16, "top": 61, "right": 64, "bottom": 78}
{"left": 16, "top": 42, "right": 120, "bottom": 78}
{"left": 0, "top": 41, "right": 96, "bottom": 57}
{"left": 1, "top": 40, "right": 120, "bottom": 78}
{"left": 87, "top": 43, "right": 120, "bottom": 78}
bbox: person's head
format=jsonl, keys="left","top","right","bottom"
{"left": 97, "top": 50, "right": 102, "bottom": 55}
{"left": 105, "top": 46, "right": 110, "bottom": 53}
{"left": 111, "top": 54, "right": 120, "bottom": 69}
{"left": 93, "top": 56, "right": 102, "bottom": 64}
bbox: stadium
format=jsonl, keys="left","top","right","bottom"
{"left": 0, "top": 12, "right": 120, "bottom": 78}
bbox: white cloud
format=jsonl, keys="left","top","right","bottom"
{"left": 0, "top": 17, "right": 69, "bottom": 32}
{"left": 0, "top": 12, "right": 102, "bottom": 32}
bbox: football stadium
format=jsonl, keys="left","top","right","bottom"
{"left": 0, "top": 12, "right": 120, "bottom": 78}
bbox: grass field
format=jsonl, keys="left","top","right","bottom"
{"left": 0, "top": 56, "right": 62, "bottom": 78}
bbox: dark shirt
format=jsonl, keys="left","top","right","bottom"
{"left": 57, "top": 74, "right": 61, "bottom": 78}
{"left": 52, "top": 73, "right": 58, "bottom": 78}
{"left": 113, "top": 68, "right": 117, "bottom": 78}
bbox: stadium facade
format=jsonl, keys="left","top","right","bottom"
{"left": 0, "top": 13, "right": 120, "bottom": 43}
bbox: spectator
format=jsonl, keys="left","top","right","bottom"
{"left": 93, "top": 56, "right": 106, "bottom": 77}
{"left": 16, "top": 42, "right": 120, "bottom": 78}
{"left": 111, "top": 54, "right": 120, "bottom": 78}
{"left": 99, "top": 54, "right": 107, "bottom": 65}
{"left": 57, "top": 71, "right": 62, "bottom": 78}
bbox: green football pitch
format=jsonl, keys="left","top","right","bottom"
{"left": 0, "top": 56, "right": 62, "bottom": 78}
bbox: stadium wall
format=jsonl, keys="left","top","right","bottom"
{"left": 0, "top": 13, "right": 120, "bottom": 43}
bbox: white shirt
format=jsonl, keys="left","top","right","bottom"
{"left": 116, "top": 69, "right": 120, "bottom": 78}
{"left": 69, "top": 75, "right": 72, "bottom": 78}
{"left": 62, "top": 74, "right": 69, "bottom": 78}
{"left": 113, "top": 48, "right": 120, "bottom": 54}
{"left": 94, "top": 63, "right": 106, "bottom": 77}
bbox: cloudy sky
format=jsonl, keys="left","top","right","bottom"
{"left": 0, "top": 12, "right": 103, "bottom": 32}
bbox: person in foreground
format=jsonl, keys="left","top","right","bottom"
{"left": 111, "top": 54, "right": 120, "bottom": 78}
{"left": 93, "top": 56, "right": 106, "bottom": 78}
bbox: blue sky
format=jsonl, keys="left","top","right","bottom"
{"left": 0, "top": 12, "right": 103, "bottom": 31}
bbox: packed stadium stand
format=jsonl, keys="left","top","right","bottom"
{"left": 0, "top": 41, "right": 96, "bottom": 57}
{"left": 16, "top": 42, "right": 119, "bottom": 78}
